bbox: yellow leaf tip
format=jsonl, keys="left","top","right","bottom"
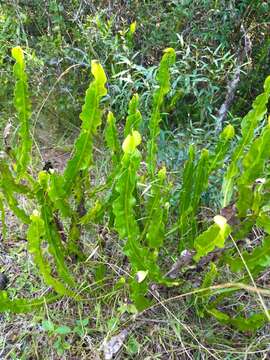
{"left": 122, "top": 130, "right": 141, "bottom": 154}
{"left": 214, "top": 215, "right": 227, "bottom": 228}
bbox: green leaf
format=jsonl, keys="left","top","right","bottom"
{"left": 209, "top": 124, "right": 235, "bottom": 173}
{"left": 237, "top": 123, "right": 270, "bottom": 216}
{"left": 257, "top": 213, "right": 270, "bottom": 234}
{"left": 11, "top": 47, "right": 32, "bottom": 175}
{"left": 124, "top": 94, "right": 142, "bottom": 137}
{"left": 107, "top": 316, "right": 119, "bottom": 332}
{"left": 127, "top": 336, "right": 140, "bottom": 355}
{"left": 36, "top": 172, "right": 75, "bottom": 287}
{"left": 63, "top": 60, "right": 107, "bottom": 196}
{"left": 222, "top": 75, "right": 270, "bottom": 207}
{"left": 208, "top": 308, "right": 268, "bottom": 331}
{"left": 27, "top": 210, "right": 77, "bottom": 297}
{"left": 191, "top": 149, "right": 209, "bottom": 211}
{"left": 122, "top": 130, "right": 141, "bottom": 154}
{"left": 145, "top": 166, "right": 168, "bottom": 248}
{"left": 113, "top": 144, "right": 141, "bottom": 243}
{"left": 130, "top": 278, "right": 151, "bottom": 311}
{"left": 201, "top": 263, "right": 218, "bottom": 290}
{"left": 80, "top": 200, "right": 102, "bottom": 225}
{"left": 94, "top": 263, "right": 106, "bottom": 284}
{"left": 229, "top": 235, "right": 270, "bottom": 273}
{"left": 113, "top": 132, "right": 152, "bottom": 309}
{"left": 196, "top": 263, "right": 218, "bottom": 316}
{"left": 0, "top": 157, "right": 31, "bottom": 224}
{"left": 48, "top": 172, "right": 72, "bottom": 218}
{"left": 0, "top": 159, "right": 31, "bottom": 194}
{"left": 105, "top": 111, "right": 121, "bottom": 165}
{"left": 194, "top": 215, "right": 231, "bottom": 262}
{"left": 178, "top": 145, "right": 195, "bottom": 237}
{"left": 126, "top": 21, "right": 137, "bottom": 48}
{"left": 129, "top": 21, "right": 136, "bottom": 34}
{"left": 147, "top": 48, "right": 176, "bottom": 177}
{"left": 42, "top": 319, "right": 55, "bottom": 332}
{"left": 179, "top": 147, "right": 209, "bottom": 247}
{"left": 55, "top": 325, "right": 72, "bottom": 335}
{"left": 0, "top": 291, "right": 59, "bottom": 313}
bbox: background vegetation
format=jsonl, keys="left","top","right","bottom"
{"left": 1, "top": 1, "right": 270, "bottom": 359}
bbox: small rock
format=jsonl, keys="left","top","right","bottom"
{"left": 103, "top": 329, "right": 128, "bottom": 360}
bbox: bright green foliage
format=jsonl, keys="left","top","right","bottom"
{"left": 194, "top": 215, "right": 231, "bottom": 262}
{"left": 0, "top": 158, "right": 30, "bottom": 224}
{"left": 1, "top": 48, "right": 178, "bottom": 314}
{"left": 63, "top": 60, "right": 107, "bottom": 196}
{"left": 2, "top": 45, "right": 270, "bottom": 333}
{"left": 0, "top": 291, "right": 59, "bottom": 313}
{"left": 178, "top": 148, "right": 209, "bottom": 247}
{"left": 178, "top": 125, "right": 235, "bottom": 249}
{"left": 113, "top": 131, "right": 141, "bottom": 241}
{"left": 112, "top": 131, "right": 151, "bottom": 309}
{"left": 191, "top": 149, "right": 209, "bottom": 215}
{"left": 209, "top": 124, "right": 235, "bottom": 173}
{"left": 208, "top": 308, "right": 268, "bottom": 332}
{"left": 147, "top": 48, "right": 176, "bottom": 177}
{"left": 229, "top": 236, "right": 270, "bottom": 273}
{"left": 0, "top": 158, "right": 30, "bottom": 195}
{"left": 112, "top": 131, "right": 168, "bottom": 309}
{"left": 195, "top": 263, "right": 218, "bottom": 316}
{"left": 36, "top": 172, "right": 75, "bottom": 287}
{"left": 27, "top": 211, "right": 76, "bottom": 297}
{"left": 201, "top": 263, "right": 218, "bottom": 291}
{"left": 0, "top": 186, "right": 30, "bottom": 224}
{"left": 105, "top": 111, "right": 121, "bottom": 165}
{"left": 11, "top": 47, "right": 32, "bottom": 176}
{"left": 237, "top": 122, "right": 270, "bottom": 216}
{"left": 48, "top": 172, "right": 73, "bottom": 218}
{"left": 124, "top": 94, "right": 142, "bottom": 137}
{"left": 66, "top": 170, "right": 86, "bottom": 259}
{"left": 224, "top": 117, "right": 270, "bottom": 278}
{"left": 126, "top": 21, "right": 136, "bottom": 48}
{"left": 80, "top": 200, "right": 102, "bottom": 225}
{"left": 257, "top": 213, "right": 270, "bottom": 235}
{"left": 145, "top": 166, "right": 168, "bottom": 248}
{"left": 178, "top": 145, "right": 195, "bottom": 240}
{"left": 129, "top": 21, "right": 136, "bottom": 35}
{"left": 222, "top": 75, "right": 270, "bottom": 207}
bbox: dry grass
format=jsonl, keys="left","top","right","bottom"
{"left": 1, "top": 220, "right": 270, "bottom": 359}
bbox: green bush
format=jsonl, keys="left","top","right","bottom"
{"left": 1, "top": 46, "right": 270, "bottom": 331}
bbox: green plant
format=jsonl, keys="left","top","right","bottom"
{"left": 41, "top": 318, "right": 90, "bottom": 356}
{"left": 1, "top": 46, "right": 270, "bottom": 332}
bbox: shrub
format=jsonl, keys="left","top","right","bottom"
{"left": 1, "top": 46, "right": 270, "bottom": 331}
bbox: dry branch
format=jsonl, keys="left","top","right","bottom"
{"left": 216, "top": 24, "right": 252, "bottom": 133}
